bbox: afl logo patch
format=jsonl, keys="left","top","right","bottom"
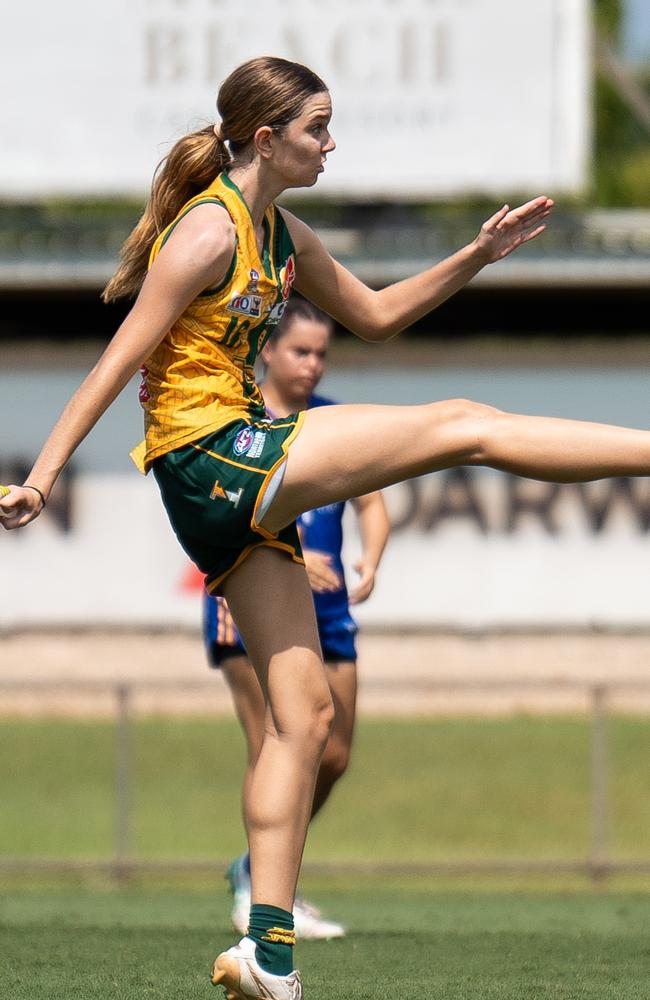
{"left": 233, "top": 427, "right": 254, "bottom": 456}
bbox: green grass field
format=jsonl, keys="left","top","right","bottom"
{"left": 1, "top": 715, "right": 649, "bottom": 863}
{"left": 2, "top": 886, "right": 650, "bottom": 999}
{"left": 2, "top": 716, "right": 650, "bottom": 997}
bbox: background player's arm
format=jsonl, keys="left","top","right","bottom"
{"left": 303, "top": 549, "right": 343, "bottom": 594}
{"left": 295, "top": 522, "right": 342, "bottom": 594}
{"left": 281, "top": 199, "right": 553, "bottom": 342}
{"left": 0, "top": 205, "right": 235, "bottom": 529}
{"left": 348, "top": 490, "right": 390, "bottom": 605}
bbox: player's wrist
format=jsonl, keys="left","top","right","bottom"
{"left": 23, "top": 484, "right": 47, "bottom": 508}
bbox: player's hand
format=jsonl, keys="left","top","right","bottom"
{"left": 304, "top": 549, "right": 342, "bottom": 593}
{"left": 349, "top": 558, "right": 376, "bottom": 605}
{"left": 0, "top": 485, "right": 45, "bottom": 529}
{"left": 473, "top": 196, "right": 554, "bottom": 263}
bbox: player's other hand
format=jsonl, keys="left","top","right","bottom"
{"left": 349, "top": 558, "right": 377, "bottom": 605}
{"left": 474, "top": 196, "right": 554, "bottom": 263}
{"left": 0, "top": 485, "right": 45, "bottom": 529}
{"left": 304, "top": 549, "right": 342, "bottom": 593}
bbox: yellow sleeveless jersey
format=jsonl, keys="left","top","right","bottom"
{"left": 131, "top": 172, "right": 297, "bottom": 473}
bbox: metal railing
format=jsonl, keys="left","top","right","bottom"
{"left": 2, "top": 209, "right": 649, "bottom": 289}
{"left": 1, "top": 676, "right": 649, "bottom": 884}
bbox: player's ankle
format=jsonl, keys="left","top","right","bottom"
{"left": 247, "top": 904, "right": 295, "bottom": 975}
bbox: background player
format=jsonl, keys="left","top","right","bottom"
{"left": 204, "top": 297, "right": 390, "bottom": 940}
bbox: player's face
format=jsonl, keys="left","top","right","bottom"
{"left": 263, "top": 318, "right": 331, "bottom": 404}
{"left": 272, "top": 92, "right": 335, "bottom": 188}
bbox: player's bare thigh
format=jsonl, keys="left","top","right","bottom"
{"left": 221, "top": 546, "right": 332, "bottom": 733}
{"left": 261, "top": 399, "right": 493, "bottom": 533}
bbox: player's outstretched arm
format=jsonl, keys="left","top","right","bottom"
{"left": 0, "top": 206, "right": 235, "bottom": 530}
{"left": 283, "top": 197, "right": 553, "bottom": 342}
{"left": 348, "top": 490, "right": 390, "bottom": 605}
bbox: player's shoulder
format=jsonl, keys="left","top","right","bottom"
{"left": 308, "top": 393, "right": 337, "bottom": 410}
{"left": 156, "top": 201, "right": 236, "bottom": 271}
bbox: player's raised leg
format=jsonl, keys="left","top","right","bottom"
{"left": 260, "top": 399, "right": 650, "bottom": 532}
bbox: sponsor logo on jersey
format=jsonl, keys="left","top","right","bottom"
{"left": 267, "top": 300, "right": 288, "bottom": 326}
{"left": 227, "top": 292, "right": 263, "bottom": 317}
{"left": 280, "top": 254, "right": 296, "bottom": 299}
{"left": 138, "top": 365, "right": 150, "bottom": 403}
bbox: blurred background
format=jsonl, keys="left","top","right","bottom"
{"left": 1, "top": 0, "right": 649, "bottom": 884}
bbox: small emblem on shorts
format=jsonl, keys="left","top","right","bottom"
{"left": 227, "top": 292, "right": 263, "bottom": 317}
{"left": 211, "top": 480, "right": 243, "bottom": 508}
{"left": 248, "top": 431, "right": 266, "bottom": 459}
{"left": 233, "top": 427, "right": 254, "bottom": 455}
{"left": 233, "top": 427, "right": 266, "bottom": 459}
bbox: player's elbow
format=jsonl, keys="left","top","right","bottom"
{"left": 351, "top": 305, "right": 401, "bottom": 342}
{"left": 354, "top": 325, "right": 398, "bottom": 343}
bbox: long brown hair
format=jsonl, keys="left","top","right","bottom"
{"left": 103, "top": 56, "right": 328, "bottom": 302}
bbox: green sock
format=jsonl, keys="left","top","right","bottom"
{"left": 247, "top": 904, "right": 295, "bottom": 976}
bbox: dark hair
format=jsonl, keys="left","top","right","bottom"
{"left": 269, "top": 298, "right": 334, "bottom": 344}
{"left": 103, "top": 56, "right": 328, "bottom": 302}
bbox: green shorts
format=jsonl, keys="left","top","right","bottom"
{"left": 152, "top": 414, "right": 305, "bottom": 593}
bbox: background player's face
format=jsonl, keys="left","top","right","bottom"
{"left": 262, "top": 317, "right": 331, "bottom": 406}
{"left": 271, "top": 91, "right": 335, "bottom": 188}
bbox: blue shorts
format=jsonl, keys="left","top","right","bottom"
{"left": 204, "top": 595, "right": 357, "bottom": 665}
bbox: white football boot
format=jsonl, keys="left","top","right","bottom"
{"left": 292, "top": 898, "right": 345, "bottom": 940}
{"left": 211, "top": 936, "right": 303, "bottom": 1000}
{"left": 226, "top": 855, "right": 345, "bottom": 940}
{"left": 226, "top": 856, "right": 252, "bottom": 935}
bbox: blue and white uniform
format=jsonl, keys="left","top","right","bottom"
{"left": 204, "top": 394, "right": 358, "bottom": 664}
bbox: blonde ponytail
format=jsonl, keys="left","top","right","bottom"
{"left": 102, "top": 126, "right": 230, "bottom": 302}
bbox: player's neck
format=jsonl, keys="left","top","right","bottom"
{"left": 227, "top": 164, "right": 281, "bottom": 227}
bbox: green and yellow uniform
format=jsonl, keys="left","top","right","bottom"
{"left": 132, "top": 172, "right": 305, "bottom": 592}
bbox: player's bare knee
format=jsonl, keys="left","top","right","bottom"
{"left": 430, "top": 397, "right": 505, "bottom": 464}
{"left": 276, "top": 689, "right": 334, "bottom": 755}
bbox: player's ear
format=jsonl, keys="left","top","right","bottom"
{"left": 260, "top": 340, "right": 275, "bottom": 365}
{"left": 254, "top": 126, "right": 275, "bottom": 160}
